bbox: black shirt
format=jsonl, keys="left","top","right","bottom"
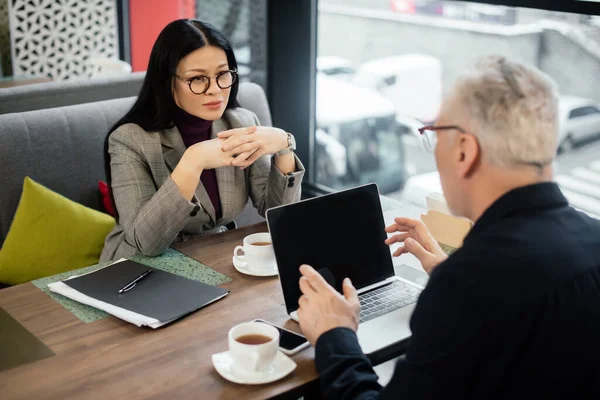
{"left": 315, "top": 183, "right": 600, "bottom": 399}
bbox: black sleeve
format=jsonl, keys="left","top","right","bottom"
{"left": 315, "top": 264, "right": 488, "bottom": 399}
{"left": 315, "top": 328, "right": 382, "bottom": 400}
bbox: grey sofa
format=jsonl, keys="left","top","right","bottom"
{"left": 0, "top": 72, "right": 145, "bottom": 115}
{"left": 0, "top": 81, "right": 271, "bottom": 249}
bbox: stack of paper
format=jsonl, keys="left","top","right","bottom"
{"left": 48, "top": 267, "right": 165, "bottom": 328}
{"left": 48, "top": 258, "right": 229, "bottom": 328}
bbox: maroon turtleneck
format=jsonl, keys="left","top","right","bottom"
{"left": 172, "top": 106, "right": 222, "bottom": 220}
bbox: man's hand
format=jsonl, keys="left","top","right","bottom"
{"left": 297, "top": 264, "right": 360, "bottom": 346}
{"left": 385, "top": 217, "right": 448, "bottom": 275}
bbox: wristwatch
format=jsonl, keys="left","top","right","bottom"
{"left": 274, "top": 132, "right": 296, "bottom": 157}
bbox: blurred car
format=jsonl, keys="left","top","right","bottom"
{"left": 315, "top": 127, "right": 347, "bottom": 187}
{"left": 316, "top": 73, "right": 408, "bottom": 194}
{"left": 353, "top": 54, "right": 442, "bottom": 123}
{"left": 395, "top": 114, "right": 424, "bottom": 136}
{"left": 316, "top": 56, "right": 356, "bottom": 80}
{"left": 318, "top": 54, "right": 442, "bottom": 123}
{"left": 396, "top": 114, "right": 426, "bottom": 145}
{"left": 558, "top": 96, "right": 600, "bottom": 153}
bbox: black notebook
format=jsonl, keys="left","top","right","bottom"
{"left": 51, "top": 259, "right": 229, "bottom": 328}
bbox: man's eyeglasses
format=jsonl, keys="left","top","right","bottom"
{"left": 174, "top": 69, "right": 238, "bottom": 95}
{"left": 419, "top": 124, "right": 552, "bottom": 169}
{"left": 418, "top": 125, "right": 466, "bottom": 152}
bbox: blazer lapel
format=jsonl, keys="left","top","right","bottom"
{"left": 161, "top": 125, "right": 216, "bottom": 222}
{"left": 161, "top": 126, "right": 186, "bottom": 172}
{"left": 212, "top": 117, "right": 236, "bottom": 220}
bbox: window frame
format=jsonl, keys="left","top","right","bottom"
{"left": 266, "top": 0, "right": 600, "bottom": 198}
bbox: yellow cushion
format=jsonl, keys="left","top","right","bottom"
{"left": 0, "top": 177, "right": 115, "bottom": 285}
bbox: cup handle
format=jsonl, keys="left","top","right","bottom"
{"left": 234, "top": 246, "right": 246, "bottom": 262}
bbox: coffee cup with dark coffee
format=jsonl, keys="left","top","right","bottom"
{"left": 233, "top": 232, "right": 276, "bottom": 272}
{"left": 228, "top": 321, "right": 280, "bottom": 374}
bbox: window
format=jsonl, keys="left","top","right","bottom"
{"left": 583, "top": 106, "right": 600, "bottom": 116}
{"left": 315, "top": 0, "right": 600, "bottom": 219}
{"left": 382, "top": 75, "right": 397, "bottom": 87}
{"left": 197, "top": 0, "right": 267, "bottom": 90}
{"left": 570, "top": 106, "right": 600, "bottom": 118}
{"left": 570, "top": 107, "right": 587, "bottom": 119}
{"left": 322, "top": 66, "right": 357, "bottom": 76}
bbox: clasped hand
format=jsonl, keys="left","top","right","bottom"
{"left": 187, "top": 125, "right": 289, "bottom": 170}
{"left": 218, "top": 125, "right": 289, "bottom": 168}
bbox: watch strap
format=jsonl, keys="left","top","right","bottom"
{"left": 274, "top": 147, "right": 293, "bottom": 157}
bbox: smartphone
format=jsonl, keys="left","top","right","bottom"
{"left": 253, "top": 319, "right": 310, "bottom": 355}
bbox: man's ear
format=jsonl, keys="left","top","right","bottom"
{"left": 455, "top": 133, "right": 480, "bottom": 179}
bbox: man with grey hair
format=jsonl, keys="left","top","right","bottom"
{"left": 296, "top": 55, "right": 600, "bottom": 399}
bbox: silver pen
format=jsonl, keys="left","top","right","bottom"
{"left": 118, "top": 268, "right": 154, "bottom": 294}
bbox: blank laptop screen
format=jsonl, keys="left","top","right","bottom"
{"left": 266, "top": 184, "right": 395, "bottom": 315}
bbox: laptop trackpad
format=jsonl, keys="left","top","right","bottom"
{"left": 357, "top": 303, "right": 415, "bottom": 355}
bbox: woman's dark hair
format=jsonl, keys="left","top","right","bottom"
{"left": 104, "top": 19, "right": 239, "bottom": 219}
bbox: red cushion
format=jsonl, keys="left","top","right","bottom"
{"left": 98, "top": 181, "right": 116, "bottom": 217}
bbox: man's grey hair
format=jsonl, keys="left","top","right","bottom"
{"left": 454, "top": 55, "right": 559, "bottom": 168}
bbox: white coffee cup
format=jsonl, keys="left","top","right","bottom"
{"left": 233, "top": 233, "right": 276, "bottom": 271}
{"left": 229, "top": 321, "right": 280, "bottom": 375}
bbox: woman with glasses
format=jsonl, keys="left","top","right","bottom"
{"left": 100, "top": 19, "right": 304, "bottom": 261}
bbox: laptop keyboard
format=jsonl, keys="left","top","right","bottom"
{"left": 359, "top": 280, "right": 421, "bottom": 323}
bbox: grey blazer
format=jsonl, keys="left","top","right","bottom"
{"left": 100, "top": 107, "right": 304, "bottom": 262}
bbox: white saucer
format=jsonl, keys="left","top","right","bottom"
{"left": 232, "top": 256, "right": 278, "bottom": 277}
{"left": 212, "top": 350, "right": 296, "bottom": 385}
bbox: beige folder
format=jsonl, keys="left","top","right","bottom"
{"left": 421, "top": 210, "right": 473, "bottom": 249}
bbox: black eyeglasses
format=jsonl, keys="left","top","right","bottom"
{"left": 418, "top": 125, "right": 466, "bottom": 152}
{"left": 174, "top": 69, "right": 238, "bottom": 95}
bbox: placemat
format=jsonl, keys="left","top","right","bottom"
{"left": 0, "top": 307, "right": 54, "bottom": 371}
{"left": 31, "top": 248, "right": 231, "bottom": 323}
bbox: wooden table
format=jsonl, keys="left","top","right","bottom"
{"left": 0, "top": 223, "right": 321, "bottom": 399}
{"left": 0, "top": 204, "right": 421, "bottom": 399}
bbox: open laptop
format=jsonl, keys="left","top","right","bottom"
{"left": 266, "top": 183, "right": 424, "bottom": 354}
